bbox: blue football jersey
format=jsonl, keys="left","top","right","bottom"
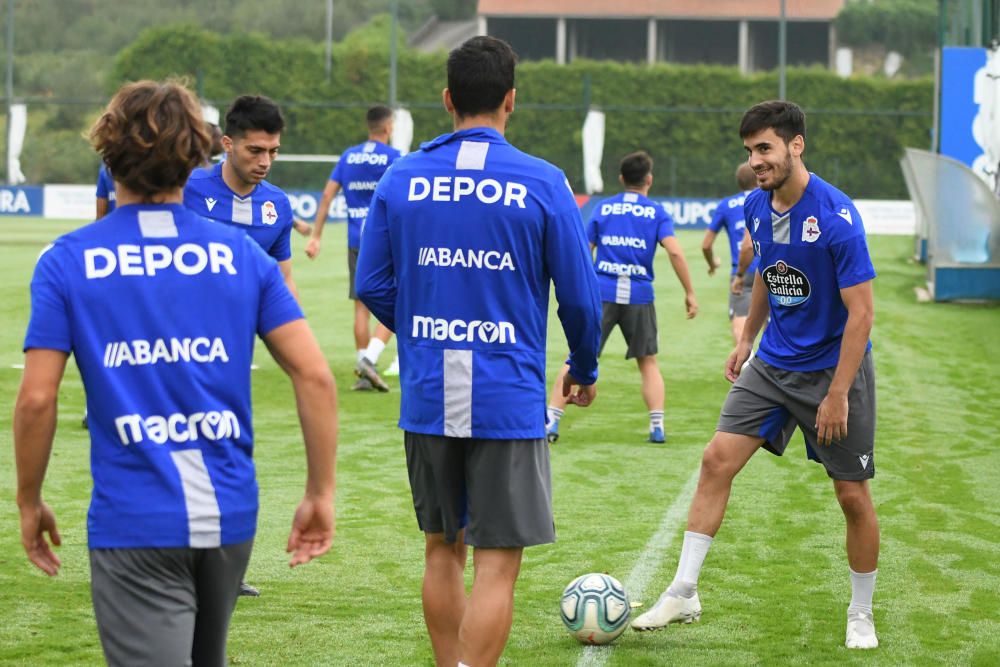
{"left": 24, "top": 203, "right": 302, "bottom": 549}
{"left": 183, "top": 163, "right": 294, "bottom": 262}
{"left": 744, "top": 174, "right": 876, "bottom": 371}
{"left": 356, "top": 127, "right": 602, "bottom": 439}
{"left": 586, "top": 192, "right": 674, "bottom": 305}
{"left": 96, "top": 165, "right": 116, "bottom": 215}
{"left": 331, "top": 140, "right": 401, "bottom": 249}
{"left": 709, "top": 190, "right": 758, "bottom": 275}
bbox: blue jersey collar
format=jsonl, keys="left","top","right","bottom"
{"left": 210, "top": 161, "right": 260, "bottom": 199}
{"left": 419, "top": 127, "right": 508, "bottom": 152}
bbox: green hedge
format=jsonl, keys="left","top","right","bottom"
{"left": 107, "top": 26, "right": 933, "bottom": 199}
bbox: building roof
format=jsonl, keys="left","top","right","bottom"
{"left": 478, "top": 0, "right": 846, "bottom": 21}
{"left": 409, "top": 17, "right": 478, "bottom": 53}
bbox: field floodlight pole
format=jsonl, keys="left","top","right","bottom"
{"left": 778, "top": 0, "right": 787, "bottom": 100}
{"left": 325, "top": 0, "right": 333, "bottom": 82}
{"left": 389, "top": 0, "right": 398, "bottom": 107}
{"left": 4, "top": 0, "right": 13, "bottom": 185}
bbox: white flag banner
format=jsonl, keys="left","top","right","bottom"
{"left": 582, "top": 109, "right": 605, "bottom": 195}
{"left": 392, "top": 107, "right": 414, "bottom": 155}
{"left": 7, "top": 103, "right": 27, "bottom": 185}
{"left": 201, "top": 104, "right": 221, "bottom": 127}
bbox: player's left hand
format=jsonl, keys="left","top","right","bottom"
{"left": 815, "top": 391, "right": 849, "bottom": 446}
{"left": 562, "top": 373, "right": 597, "bottom": 407}
{"left": 708, "top": 256, "right": 721, "bottom": 276}
{"left": 19, "top": 500, "right": 61, "bottom": 576}
{"left": 684, "top": 293, "right": 698, "bottom": 319}
{"left": 287, "top": 494, "right": 335, "bottom": 567}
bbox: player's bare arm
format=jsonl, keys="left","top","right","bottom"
{"left": 278, "top": 259, "right": 299, "bottom": 302}
{"left": 731, "top": 229, "right": 754, "bottom": 295}
{"left": 263, "top": 319, "right": 338, "bottom": 567}
{"left": 726, "top": 271, "right": 769, "bottom": 382}
{"left": 661, "top": 236, "right": 698, "bottom": 318}
{"left": 305, "top": 180, "right": 341, "bottom": 259}
{"left": 13, "top": 348, "right": 69, "bottom": 576}
{"left": 701, "top": 229, "right": 721, "bottom": 275}
{"left": 816, "top": 280, "right": 874, "bottom": 446}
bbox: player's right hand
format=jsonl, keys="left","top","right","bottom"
{"left": 562, "top": 373, "right": 597, "bottom": 407}
{"left": 305, "top": 238, "right": 321, "bottom": 260}
{"left": 19, "top": 500, "right": 61, "bottom": 576}
{"left": 287, "top": 494, "right": 335, "bottom": 567}
{"left": 725, "top": 342, "right": 752, "bottom": 383}
{"left": 730, "top": 275, "right": 744, "bottom": 295}
{"left": 708, "top": 256, "right": 721, "bottom": 276}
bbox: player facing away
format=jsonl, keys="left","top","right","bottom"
{"left": 95, "top": 163, "right": 116, "bottom": 219}
{"left": 630, "top": 101, "right": 880, "bottom": 650}
{"left": 355, "top": 36, "right": 602, "bottom": 667}
{"left": 14, "top": 80, "right": 337, "bottom": 667}
{"left": 305, "top": 104, "right": 401, "bottom": 392}
{"left": 702, "top": 163, "right": 759, "bottom": 344}
{"left": 184, "top": 95, "right": 299, "bottom": 301}
{"left": 545, "top": 151, "right": 697, "bottom": 444}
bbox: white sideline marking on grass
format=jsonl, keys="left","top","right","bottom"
{"left": 9, "top": 364, "right": 24, "bottom": 369}
{"left": 575, "top": 466, "right": 700, "bottom": 667}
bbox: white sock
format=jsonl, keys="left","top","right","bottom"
{"left": 364, "top": 338, "right": 386, "bottom": 365}
{"left": 848, "top": 568, "right": 877, "bottom": 613}
{"left": 649, "top": 410, "right": 664, "bottom": 432}
{"left": 458, "top": 663, "right": 471, "bottom": 667}
{"left": 546, "top": 406, "right": 564, "bottom": 429}
{"left": 356, "top": 349, "right": 365, "bottom": 363}
{"left": 667, "top": 531, "right": 713, "bottom": 598}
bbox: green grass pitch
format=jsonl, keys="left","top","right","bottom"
{"left": 0, "top": 216, "right": 998, "bottom": 665}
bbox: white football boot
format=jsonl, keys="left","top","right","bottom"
{"left": 845, "top": 608, "right": 878, "bottom": 649}
{"left": 631, "top": 591, "right": 701, "bottom": 631}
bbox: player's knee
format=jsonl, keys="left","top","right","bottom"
{"left": 700, "top": 439, "right": 734, "bottom": 479}
{"left": 834, "top": 482, "right": 872, "bottom": 518}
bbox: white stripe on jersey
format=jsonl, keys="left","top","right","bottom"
{"left": 771, "top": 210, "right": 791, "bottom": 244}
{"left": 456, "top": 141, "right": 489, "bottom": 170}
{"left": 138, "top": 211, "right": 178, "bottom": 238}
{"left": 615, "top": 274, "right": 631, "bottom": 304}
{"left": 232, "top": 196, "right": 253, "bottom": 226}
{"left": 443, "top": 349, "right": 473, "bottom": 437}
{"left": 170, "top": 448, "right": 222, "bottom": 548}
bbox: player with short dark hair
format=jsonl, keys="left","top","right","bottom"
{"left": 14, "top": 79, "right": 337, "bottom": 666}
{"left": 545, "top": 150, "right": 698, "bottom": 444}
{"left": 702, "top": 163, "right": 759, "bottom": 343}
{"left": 184, "top": 94, "right": 299, "bottom": 300}
{"left": 632, "top": 100, "right": 880, "bottom": 651}
{"left": 356, "top": 36, "right": 602, "bottom": 666}
{"left": 306, "top": 104, "right": 401, "bottom": 392}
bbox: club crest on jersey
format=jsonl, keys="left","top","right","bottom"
{"left": 802, "top": 216, "right": 820, "bottom": 243}
{"left": 762, "top": 260, "right": 811, "bottom": 306}
{"left": 262, "top": 201, "right": 278, "bottom": 225}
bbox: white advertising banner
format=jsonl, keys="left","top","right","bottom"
{"left": 44, "top": 184, "right": 96, "bottom": 220}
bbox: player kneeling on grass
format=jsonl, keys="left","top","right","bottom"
{"left": 545, "top": 150, "right": 697, "bottom": 444}
{"left": 630, "top": 100, "right": 880, "bottom": 650}
{"left": 14, "top": 80, "right": 337, "bottom": 667}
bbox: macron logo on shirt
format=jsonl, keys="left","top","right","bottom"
{"left": 115, "top": 410, "right": 241, "bottom": 446}
{"left": 205, "top": 197, "right": 217, "bottom": 212}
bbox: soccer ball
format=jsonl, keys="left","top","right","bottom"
{"left": 560, "top": 573, "right": 631, "bottom": 645}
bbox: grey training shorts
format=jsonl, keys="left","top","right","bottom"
{"left": 728, "top": 272, "right": 755, "bottom": 319}
{"left": 599, "top": 301, "right": 659, "bottom": 359}
{"left": 404, "top": 431, "right": 555, "bottom": 548}
{"left": 717, "top": 351, "right": 876, "bottom": 480}
{"left": 90, "top": 540, "right": 252, "bottom": 667}
{"left": 348, "top": 246, "right": 360, "bottom": 300}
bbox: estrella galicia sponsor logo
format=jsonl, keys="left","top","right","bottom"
{"left": 762, "top": 260, "right": 810, "bottom": 306}
{"left": 103, "top": 337, "right": 229, "bottom": 368}
{"left": 417, "top": 247, "right": 515, "bottom": 271}
{"left": 597, "top": 260, "right": 647, "bottom": 276}
{"left": 115, "top": 410, "right": 241, "bottom": 446}
{"left": 411, "top": 315, "right": 517, "bottom": 344}
{"left": 600, "top": 235, "right": 647, "bottom": 249}
{"left": 84, "top": 243, "right": 237, "bottom": 279}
